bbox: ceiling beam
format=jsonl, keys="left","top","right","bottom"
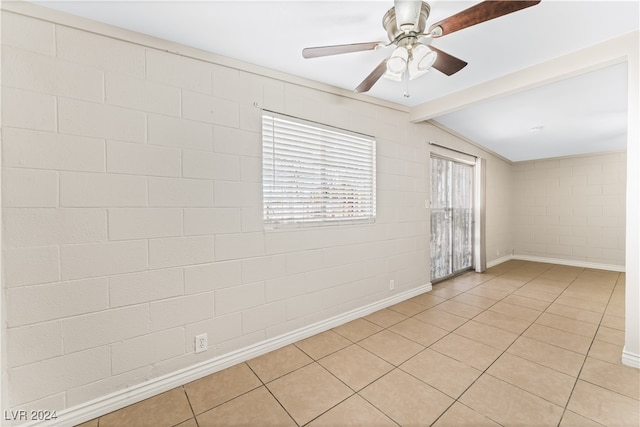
{"left": 409, "top": 31, "right": 638, "bottom": 123}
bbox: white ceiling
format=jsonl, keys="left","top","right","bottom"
{"left": 434, "top": 62, "right": 629, "bottom": 161}
{"left": 30, "top": 0, "right": 639, "bottom": 161}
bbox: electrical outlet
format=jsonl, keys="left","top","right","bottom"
{"left": 389, "top": 279, "right": 395, "bottom": 290}
{"left": 195, "top": 333, "right": 208, "bottom": 354}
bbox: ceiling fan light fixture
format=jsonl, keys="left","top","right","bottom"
{"left": 383, "top": 69, "right": 404, "bottom": 81}
{"left": 412, "top": 44, "right": 437, "bottom": 75}
{"left": 407, "top": 44, "right": 436, "bottom": 80}
{"left": 387, "top": 46, "right": 409, "bottom": 74}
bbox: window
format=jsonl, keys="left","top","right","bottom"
{"left": 262, "top": 112, "right": 376, "bottom": 228}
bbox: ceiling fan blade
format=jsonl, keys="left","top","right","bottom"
{"left": 355, "top": 59, "right": 388, "bottom": 93}
{"left": 429, "top": 46, "right": 468, "bottom": 76}
{"left": 429, "top": 0, "right": 541, "bottom": 37}
{"left": 302, "top": 42, "right": 384, "bottom": 59}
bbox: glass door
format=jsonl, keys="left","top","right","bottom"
{"left": 430, "top": 156, "right": 474, "bottom": 282}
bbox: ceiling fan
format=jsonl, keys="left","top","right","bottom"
{"left": 302, "top": 0, "right": 541, "bottom": 94}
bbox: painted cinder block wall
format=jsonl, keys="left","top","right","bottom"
{"left": 0, "top": 4, "right": 520, "bottom": 415}
{"left": 512, "top": 152, "right": 627, "bottom": 267}
{"left": 0, "top": 7, "right": 511, "bottom": 416}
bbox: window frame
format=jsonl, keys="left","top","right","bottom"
{"left": 261, "top": 111, "right": 377, "bottom": 230}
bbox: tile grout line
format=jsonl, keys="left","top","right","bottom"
{"left": 243, "top": 361, "right": 301, "bottom": 427}
{"left": 424, "top": 263, "right": 561, "bottom": 426}
{"left": 557, "top": 271, "right": 624, "bottom": 426}
{"left": 424, "top": 263, "right": 613, "bottom": 424}
{"left": 348, "top": 264, "right": 542, "bottom": 426}
{"left": 179, "top": 385, "right": 199, "bottom": 427}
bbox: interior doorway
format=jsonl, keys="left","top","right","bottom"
{"left": 430, "top": 155, "right": 475, "bottom": 282}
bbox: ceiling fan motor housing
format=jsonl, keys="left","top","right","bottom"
{"left": 383, "top": 1, "right": 431, "bottom": 41}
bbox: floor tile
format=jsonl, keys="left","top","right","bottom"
{"left": 605, "top": 301, "right": 625, "bottom": 317}
{"left": 432, "top": 402, "right": 501, "bottom": 427}
{"left": 387, "top": 299, "right": 427, "bottom": 316}
{"left": 559, "top": 410, "right": 604, "bottom": 426}
{"left": 358, "top": 330, "right": 424, "bottom": 366}
{"left": 332, "top": 318, "right": 383, "bottom": 342}
{"left": 413, "top": 308, "right": 468, "bottom": 331}
{"left": 472, "top": 309, "right": 531, "bottom": 334}
{"left": 306, "top": 394, "right": 397, "bottom": 427}
{"left": 195, "top": 387, "right": 295, "bottom": 427}
{"left": 563, "top": 288, "right": 611, "bottom": 304}
{"left": 99, "top": 388, "right": 192, "bottom": 427}
{"left": 460, "top": 374, "right": 564, "bottom": 426}
{"left": 266, "top": 363, "right": 352, "bottom": 426}
{"left": 555, "top": 295, "right": 606, "bottom": 313}
{"left": 466, "top": 285, "right": 512, "bottom": 301}
{"left": 184, "top": 363, "right": 262, "bottom": 414}
{"left": 77, "top": 419, "right": 98, "bottom": 427}
{"left": 246, "top": 344, "right": 312, "bottom": 383}
{"left": 487, "top": 352, "right": 576, "bottom": 407}
{"left": 364, "top": 308, "right": 407, "bottom": 328}
{"left": 436, "top": 300, "right": 485, "bottom": 319}
{"left": 318, "top": 344, "right": 393, "bottom": 391}
{"left": 484, "top": 276, "right": 526, "bottom": 290}
{"left": 360, "top": 369, "right": 454, "bottom": 426}
{"left": 536, "top": 312, "right": 599, "bottom": 338}
{"left": 453, "top": 320, "right": 518, "bottom": 351}
{"left": 430, "top": 333, "right": 502, "bottom": 371}
{"left": 449, "top": 281, "right": 478, "bottom": 292}
{"left": 595, "top": 325, "right": 625, "bottom": 345}
{"left": 601, "top": 313, "right": 625, "bottom": 330}
{"left": 408, "top": 292, "right": 446, "bottom": 308}
{"left": 523, "top": 323, "right": 592, "bottom": 354}
{"left": 545, "top": 302, "right": 603, "bottom": 324}
{"left": 523, "top": 277, "right": 569, "bottom": 292}
{"left": 451, "top": 293, "right": 498, "bottom": 309}
{"left": 502, "top": 294, "right": 551, "bottom": 311}
{"left": 588, "top": 339, "right": 625, "bottom": 365}
{"left": 567, "top": 380, "right": 640, "bottom": 426}
{"left": 489, "top": 301, "right": 541, "bottom": 322}
{"left": 451, "top": 272, "right": 496, "bottom": 285}
{"left": 174, "top": 419, "right": 197, "bottom": 427}
{"left": 579, "top": 357, "right": 640, "bottom": 400}
{"left": 542, "top": 267, "right": 582, "bottom": 281}
{"left": 513, "top": 286, "right": 559, "bottom": 302}
{"left": 295, "top": 330, "right": 350, "bottom": 360}
{"left": 429, "top": 285, "right": 463, "bottom": 299}
{"left": 400, "top": 348, "right": 482, "bottom": 398}
{"left": 507, "top": 336, "right": 585, "bottom": 377}
{"left": 388, "top": 317, "right": 448, "bottom": 347}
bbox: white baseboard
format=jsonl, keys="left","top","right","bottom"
{"left": 486, "top": 254, "right": 625, "bottom": 273}
{"left": 622, "top": 347, "right": 640, "bottom": 369}
{"left": 40, "top": 283, "right": 432, "bottom": 427}
{"left": 486, "top": 255, "right": 514, "bottom": 268}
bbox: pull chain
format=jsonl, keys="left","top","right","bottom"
{"left": 403, "top": 71, "right": 410, "bottom": 98}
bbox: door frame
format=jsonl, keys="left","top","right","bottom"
{"left": 429, "top": 144, "right": 486, "bottom": 283}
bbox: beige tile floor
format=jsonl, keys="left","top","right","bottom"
{"left": 78, "top": 261, "right": 639, "bottom": 427}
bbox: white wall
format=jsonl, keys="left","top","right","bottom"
{"left": 0, "top": 8, "right": 424, "bottom": 411}
{"left": 0, "top": 7, "right": 518, "bottom": 417}
{"left": 512, "top": 152, "right": 627, "bottom": 268}
{"left": 623, "top": 32, "right": 639, "bottom": 367}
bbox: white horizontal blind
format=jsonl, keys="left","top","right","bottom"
{"left": 262, "top": 112, "right": 376, "bottom": 228}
